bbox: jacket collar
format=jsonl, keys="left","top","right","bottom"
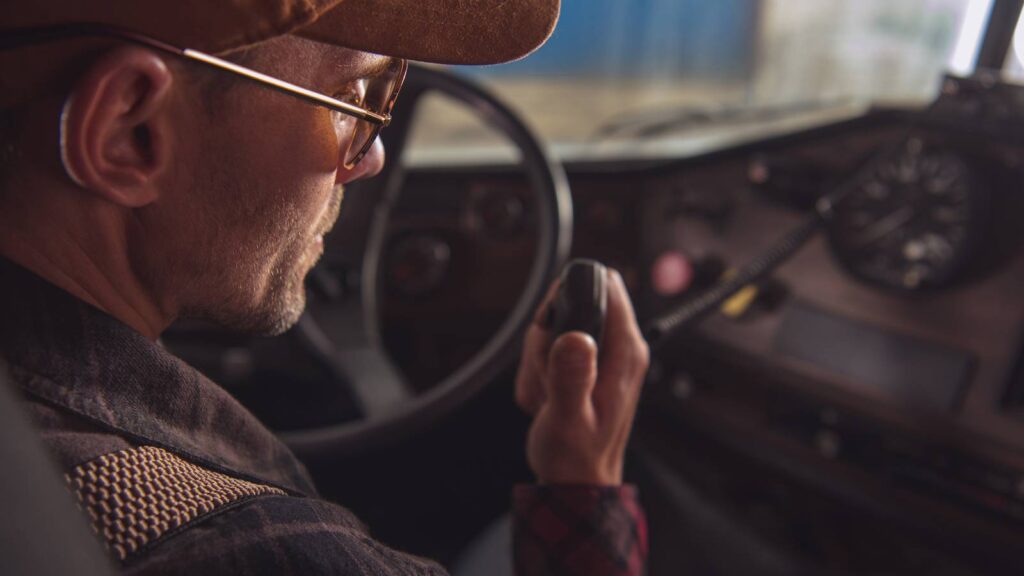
{"left": 0, "top": 258, "right": 316, "bottom": 496}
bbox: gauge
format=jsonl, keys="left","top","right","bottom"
{"left": 827, "top": 139, "right": 987, "bottom": 291}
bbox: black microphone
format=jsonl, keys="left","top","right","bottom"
{"left": 545, "top": 259, "right": 608, "bottom": 349}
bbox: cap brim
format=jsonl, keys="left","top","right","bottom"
{"left": 297, "top": 0, "right": 559, "bottom": 65}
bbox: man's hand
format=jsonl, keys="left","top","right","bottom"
{"left": 515, "top": 269, "right": 649, "bottom": 485}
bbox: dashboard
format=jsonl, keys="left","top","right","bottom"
{"left": 630, "top": 108, "right": 1024, "bottom": 571}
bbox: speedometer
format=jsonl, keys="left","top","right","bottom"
{"left": 827, "top": 138, "right": 986, "bottom": 291}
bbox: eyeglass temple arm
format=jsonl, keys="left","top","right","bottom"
{"left": 180, "top": 50, "right": 388, "bottom": 125}
{"left": 0, "top": 23, "right": 389, "bottom": 126}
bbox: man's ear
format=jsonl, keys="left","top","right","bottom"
{"left": 60, "top": 46, "right": 175, "bottom": 208}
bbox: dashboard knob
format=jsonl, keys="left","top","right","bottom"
{"left": 385, "top": 235, "right": 452, "bottom": 297}
{"left": 478, "top": 189, "right": 526, "bottom": 237}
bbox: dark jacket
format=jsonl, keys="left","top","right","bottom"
{"left": 0, "top": 258, "right": 646, "bottom": 575}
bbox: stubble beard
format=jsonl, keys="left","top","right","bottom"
{"left": 179, "top": 184, "right": 344, "bottom": 337}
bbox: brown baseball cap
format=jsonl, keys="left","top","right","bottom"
{"left": 1, "top": 0, "right": 561, "bottom": 65}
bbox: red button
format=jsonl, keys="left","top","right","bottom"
{"left": 651, "top": 251, "right": 694, "bottom": 297}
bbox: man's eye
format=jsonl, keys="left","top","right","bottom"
{"left": 334, "top": 91, "right": 363, "bottom": 107}
{"left": 332, "top": 81, "right": 366, "bottom": 107}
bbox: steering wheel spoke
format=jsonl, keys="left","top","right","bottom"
{"left": 334, "top": 347, "right": 413, "bottom": 415}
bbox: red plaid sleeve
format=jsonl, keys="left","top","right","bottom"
{"left": 512, "top": 484, "right": 648, "bottom": 576}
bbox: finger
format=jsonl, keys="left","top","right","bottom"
{"left": 603, "top": 269, "right": 642, "bottom": 343}
{"left": 532, "top": 277, "right": 562, "bottom": 326}
{"left": 545, "top": 332, "right": 598, "bottom": 420}
{"left": 593, "top": 270, "right": 648, "bottom": 417}
{"left": 515, "top": 325, "right": 549, "bottom": 413}
{"left": 598, "top": 269, "right": 639, "bottom": 378}
{"left": 516, "top": 279, "right": 562, "bottom": 413}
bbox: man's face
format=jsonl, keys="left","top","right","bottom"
{"left": 147, "top": 36, "right": 386, "bottom": 335}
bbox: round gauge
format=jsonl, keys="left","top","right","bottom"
{"left": 827, "top": 139, "right": 987, "bottom": 291}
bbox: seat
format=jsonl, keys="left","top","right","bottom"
{"left": 0, "top": 362, "right": 113, "bottom": 576}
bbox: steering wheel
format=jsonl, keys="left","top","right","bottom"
{"left": 279, "top": 64, "right": 572, "bottom": 460}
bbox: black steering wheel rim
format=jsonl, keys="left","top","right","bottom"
{"left": 279, "top": 64, "right": 572, "bottom": 461}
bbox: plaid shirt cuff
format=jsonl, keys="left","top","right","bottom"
{"left": 512, "top": 484, "right": 648, "bottom": 576}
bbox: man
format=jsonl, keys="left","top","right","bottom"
{"left": 0, "top": 1, "right": 650, "bottom": 574}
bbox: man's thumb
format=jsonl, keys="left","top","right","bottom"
{"left": 546, "top": 332, "right": 598, "bottom": 418}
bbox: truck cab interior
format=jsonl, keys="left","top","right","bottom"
{"left": 5, "top": 1, "right": 1024, "bottom": 574}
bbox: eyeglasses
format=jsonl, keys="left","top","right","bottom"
{"left": 0, "top": 23, "right": 408, "bottom": 168}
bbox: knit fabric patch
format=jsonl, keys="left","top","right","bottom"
{"left": 65, "top": 445, "right": 286, "bottom": 561}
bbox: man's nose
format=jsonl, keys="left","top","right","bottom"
{"left": 337, "top": 138, "right": 385, "bottom": 184}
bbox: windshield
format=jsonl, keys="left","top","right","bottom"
{"left": 405, "top": 0, "right": 1005, "bottom": 164}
